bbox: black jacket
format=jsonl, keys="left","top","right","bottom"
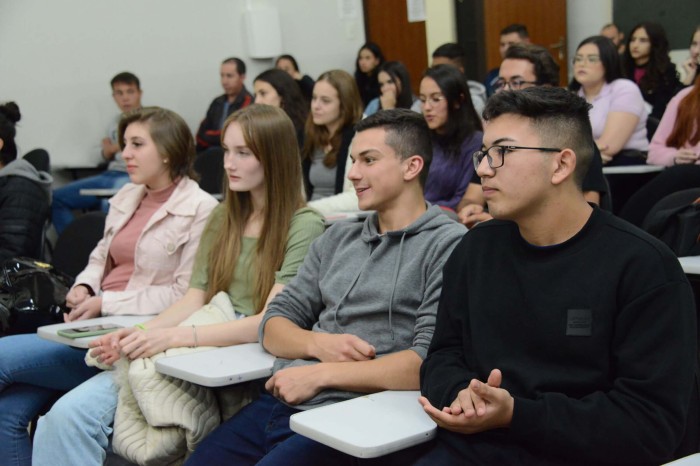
{"left": 0, "top": 161, "right": 51, "bottom": 263}
{"left": 195, "top": 89, "right": 253, "bottom": 152}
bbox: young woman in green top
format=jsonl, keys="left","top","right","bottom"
{"left": 33, "top": 104, "right": 326, "bottom": 465}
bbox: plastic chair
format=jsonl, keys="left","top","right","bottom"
{"left": 23, "top": 148, "right": 50, "bottom": 173}
{"left": 51, "top": 211, "right": 106, "bottom": 280}
{"left": 194, "top": 147, "right": 225, "bottom": 195}
{"left": 23, "top": 149, "right": 52, "bottom": 259}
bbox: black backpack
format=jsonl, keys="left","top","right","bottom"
{"left": 0, "top": 257, "right": 71, "bottom": 335}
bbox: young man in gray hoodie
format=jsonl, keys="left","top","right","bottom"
{"left": 186, "top": 109, "right": 467, "bottom": 466}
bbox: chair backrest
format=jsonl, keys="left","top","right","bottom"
{"left": 23, "top": 148, "right": 50, "bottom": 173}
{"left": 599, "top": 175, "right": 613, "bottom": 212}
{"left": 194, "top": 148, "right": 225, "bottom": 195}
{"left": 642, "top": 188, "right": 700, "bottom": 231}
{"left": 646, "top": 116, "right": 661, "bottom": 142}
{"left": 51, "top": 211, "right": 106, "bottom": 280}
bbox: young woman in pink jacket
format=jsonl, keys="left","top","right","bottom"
{"left": 621, "top": 81, "right": 700, "bottom": 226}
{"left": 0, "top": 107, "right": 217, "bottom": 466}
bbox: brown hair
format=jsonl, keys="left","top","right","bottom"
{"left": 666, "top": 83, "right": 700, "bottom": 148}
{"left": 302, "top": 70, "right": 362, "bottom": 168}
{"left": 118, "top": 107, "right": 197, "bottom": 181}
{"left": 205, "top": 105, "right": 305, "bottom": 311}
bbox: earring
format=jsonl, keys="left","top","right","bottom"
{"left": 163, "top": 159, "right": 169, "bottom": 164}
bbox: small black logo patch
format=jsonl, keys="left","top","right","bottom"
{"left": 566, "top": 309, "right": 592, "bottom": 336}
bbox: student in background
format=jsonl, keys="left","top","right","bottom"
{"left": 419, "top": 65, "right": 482, "bottom": 211}
{"left": 276, "top": 54, "right": 315, "bottom": 102}
{"left": 458, "top": 44, "right": 608, "bottom": 228}
{"left": 196, "top": 57, "right": 253, "bottom": 153}
{"left": 302, "top": 70, "right": 362, "bottom": 201}
{"left": 363, "top": 61, "right": 422, "bottom": 117}
{"left": 52, "top": 72, "right": 142, "bottom": 235}
{"left": 253, "top": 69, "right": 309, "bottom": 145}
{"left": 32, "top": 105, "right": 325, "bottom": 466}
{"left": 681, "top": 25, "right": 700, "bottom": 86}
{"left": 483, "top": 24, "right": 530, "bottom": 97}
{"left": 431, "top": 43, "right": 487, "bottom": 115}
{"left": 0, "top": 102, "right": 52, "bottom": 263}
{"left": 570, "top": 35, "right": 648, "bottom": 165}
{"left": 620, "top": 79, "right": 700, "bottom": 226}
{"left": 354, "top": 42, "right": 385, "bottom": 108}
{"left": 600, "top": 23, "right": 625, "bottom": 54}
{"left": 0, "top": 107, "right": 217, "bottom": 466}
{"left": 622, "top": 22, "right": 682, "bottom": 120}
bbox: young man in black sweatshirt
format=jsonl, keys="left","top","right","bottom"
{"left": 414, "top": 87, "right": 699, "bottom": 465}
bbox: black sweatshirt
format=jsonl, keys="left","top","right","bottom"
{"left": 421, "top": 207, "right": 699, "bottom": 465}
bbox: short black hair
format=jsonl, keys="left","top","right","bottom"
{"left": 276, "top": 54, "right": 300, "bottom": 72}
{"left": 110, "top": 72, "right": 140, "bottom": 89}
{"left": 355, "top": 108, "right": 433, "bottom": 187}
{"left": 483, "top": 87, "right": 593, "bottom": 188}
{"left": 222, "top": 57, "right": 246, "bottom": 75}
{"left": 504, "top": 44, "right": 560, "bottom": 87}
{"left": 500, "top": 24, "right": 529, "bottom": 39}
{"left": 431, "top": 42, "right": 466, "bottom": 70}
{"left": 0, "top": 102, "right": 21, "bottom": 165}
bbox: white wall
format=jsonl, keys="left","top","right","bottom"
{"left": 425, "top": 0, "right": 456, "bottom": 62}
{"left": 566, "top": 0, "right": 612, "bottom": 80}
{"left": 1, "top": 0, "right": 365, "bottom": 169}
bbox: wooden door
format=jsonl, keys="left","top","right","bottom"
{"left": 483, "top": 0, "right": 567, "bottom": 86}
{"left": 363, "top": 0, "right": 428, "bottom": 95}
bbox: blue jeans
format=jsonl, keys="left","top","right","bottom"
{"left": 184, "top": 393, "right": 419, "bottom": 466}
{"left": 0, "top": 334, "right": 99, "bottom": 466}
{"left": 51, "top": 171, "right": 129, "bottom": 234}
{"left": 33, "top": 371, "right": 117, "bottom": 466}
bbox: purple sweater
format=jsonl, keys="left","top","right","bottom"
{"left": 424, "top": 131, "right": 482, "bottom": 210}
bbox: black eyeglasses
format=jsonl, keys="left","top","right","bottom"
{"left": 493, "top": 78, "right": 538, "bottom": 92}
{"left": 473, "top": 145, "right": 562, "bottom": 169}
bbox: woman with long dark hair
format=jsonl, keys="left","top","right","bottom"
{"left": 253, "top": 69, "right": 309, "bottom": 144}
{"left": 419, "top": 65, "right": 483, "bottom": 210}
{"left": 623, "top": 22, "right": 682, "bottom": 119}
{"left": 570, "top": 35, "right": 648, "bottom": 165}
{"left": 364, "top": 61, "right": 422, "bottom": 117}
{"left": 275, "top": 54, "right": 315, "bottom": 102}
{"left": 354, "top": 42, "right": 385, "bottom": 108}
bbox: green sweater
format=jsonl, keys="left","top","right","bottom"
{"left": 190, "top": 205, "right": 325, "bottom": 315}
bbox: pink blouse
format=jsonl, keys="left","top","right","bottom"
{"left": 647, "top": 86, "right": 700, "bottom": 166}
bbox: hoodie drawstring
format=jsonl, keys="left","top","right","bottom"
{"left": 387, "top": 231, "right": 406, "bottom": 340}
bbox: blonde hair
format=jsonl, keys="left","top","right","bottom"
{"left": 205, "top": 105, "right": 305, "bottom": 311}
{"left": 302, "top": 70, "right": 362, "bottom": 168}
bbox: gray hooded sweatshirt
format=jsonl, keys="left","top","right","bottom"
{"left": 260, "top": 204, "right": 466, "bottom": 409}
{"left": 0, "top": 158, "right": 53, "bottom": 199}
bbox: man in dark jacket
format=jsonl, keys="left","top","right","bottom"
{"left": 195, "top": 57, "right": 253, "bottom": 152}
